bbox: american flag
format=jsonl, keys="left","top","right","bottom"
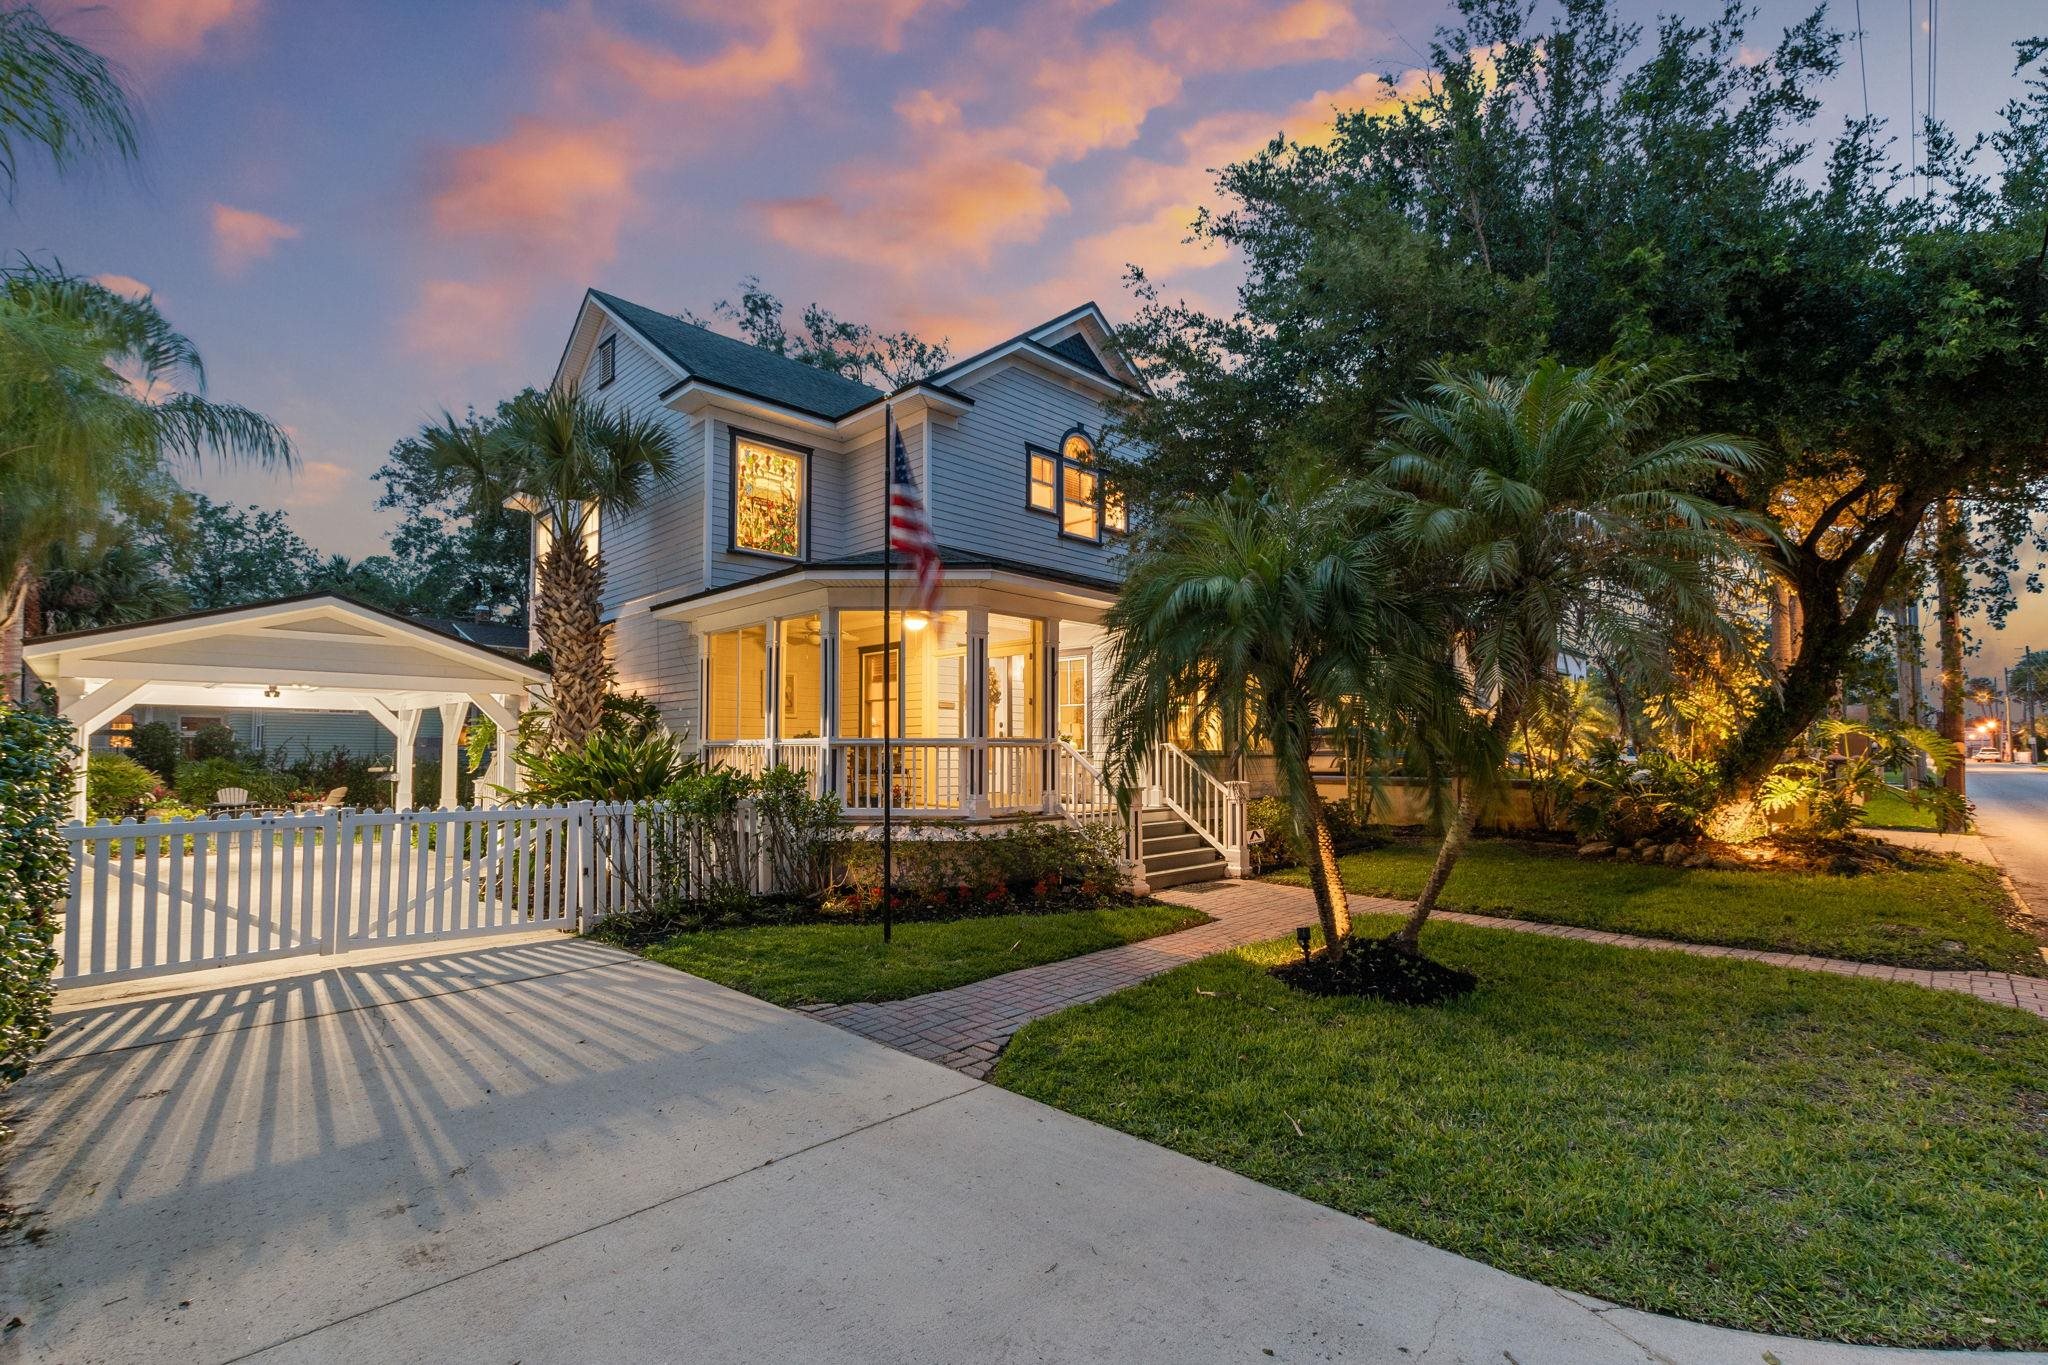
{"left": 888, "top": 418, "right": 942, "bottom": 612}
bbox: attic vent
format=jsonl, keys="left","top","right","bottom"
{"left": 597, "top": 334, "right": 617, "bottom": 388}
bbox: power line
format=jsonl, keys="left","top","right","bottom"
{"left": 1854, "top": 0, "right": 1871, "bottom": 121}
{"left": 1906, "top": 0, "right": 1918, "bottom": 191}
{"left": 1928, "top": 0, "right": 1938, "bottom": 130}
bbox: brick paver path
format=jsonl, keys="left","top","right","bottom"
{"left": 804, "top": 879, "right": 2048, "bottom": 1077}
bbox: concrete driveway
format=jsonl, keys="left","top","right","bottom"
{"left": 4, "top": 938, "right": 2041, "bottom": 1365}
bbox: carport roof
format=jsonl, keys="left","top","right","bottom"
{"left": 24, "top": 593, "right": 548, "bottom": 713}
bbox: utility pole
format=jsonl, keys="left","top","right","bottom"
{"left": 1934, "top": 499, "right": 1967, "bottom": 828}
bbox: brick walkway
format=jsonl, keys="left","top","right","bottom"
{"left": 804, "top": 880, "right": 2048, "bottom": 1077}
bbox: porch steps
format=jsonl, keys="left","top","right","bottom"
{"left": 1140, "top": 808, "right": 1229, "bottom": 890}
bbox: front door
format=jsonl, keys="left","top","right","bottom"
{"left": 861, "top": 646, "right": 898, "bottom": 738}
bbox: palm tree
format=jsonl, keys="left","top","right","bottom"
{"left": 418, "top": 386, "right": 680, "bottom": 749}
{"left": 34, "top": 538, "right": 187, "bottom": 634}
{"left": 0, "top": 4, "right": 137, "bottom": 199}
{"left": 1101, "top": 469, "right": 1457, "bottom": 957}
{"left": 1, "top": 270, "right": 292, "bottom": 697}
{"left": 1370, "top": 359, "right": 1762, "bottom": 950}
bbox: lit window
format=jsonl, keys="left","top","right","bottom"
{"left": 1062, "top": 431, "right": 1093, "bottom": 464}
{"left": 1062, "top": 464, "right": 1098, "bottom": 540}
{"left": 1028, "top": 451, "right": 1056, "bottom": 511}
{"left": 1104, "top": 488, "right": 1127, "bottom": 534}
{"left": 596, "top": 334, "right": 616, "bottom": 389}
{"left": 733, "top": 436, "right": 805, "bottom": 559}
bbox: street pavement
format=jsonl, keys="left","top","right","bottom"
{"left": 1963, "top": 760, "right": 2048, "bottom": 918}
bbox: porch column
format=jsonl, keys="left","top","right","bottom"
{"left": 56, "top": 678, "right": 146, "bottom": 822}
{"left": 819, "top": 605, "right": 840, "bottom": 801}
{"left": 367, "top": 706, "right": 425, "bottom": 811}
{"left": 965, "top": 607, "right": 990, "bottom": 819}
{"left": 1041, "top": 616, "right": 1061, "bottom": 813}
{"left": 766, "top": 615, "right": 782, "bottom": 768}
{"left": 468, "top": 692, "right": 523, "bottom": 805}
{"left": 438, "top": 701, "right": 467, "bottom": 808}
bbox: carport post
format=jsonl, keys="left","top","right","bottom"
{"left": 437, "top": 701, "right": 467, "bottom": 808}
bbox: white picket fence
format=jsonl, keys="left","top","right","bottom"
{"left": 57, "top": 800, "right": 769, "bottom": 987}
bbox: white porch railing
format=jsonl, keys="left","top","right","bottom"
{"left": 697, "top": 739, "right": 827, "bottom": 795}
{"left": 1147, "top": 742, "right": 1250, "bottom": 876}
{"left": 1052, "top": 740, "right": 1119, "bottom": 822}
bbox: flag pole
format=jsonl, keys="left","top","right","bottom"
{"left": 881, "top": 400, "right": 894, "bottom": 944}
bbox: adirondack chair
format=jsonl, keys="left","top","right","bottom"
{"left": 209, "top": 787, "right": 252, "bottom": 815}
{"left": 293, "top": 786, "right": 349, "bottom": 813}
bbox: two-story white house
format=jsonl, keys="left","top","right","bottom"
{"left": 539, "top": 290, "right": 1241, "bottom": 886}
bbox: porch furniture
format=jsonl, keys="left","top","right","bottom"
{"left": 292, "top": 786, "right": 349, "bottom": 813}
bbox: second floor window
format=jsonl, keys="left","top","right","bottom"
{"left": 1059, "top": 430, "right": 1100, "bottom": 541}
{"left": 732, "top": 434, "right": 806, "bottom": 559}
{"left": 596, "top": 334, "right": 616, "bottom": 388}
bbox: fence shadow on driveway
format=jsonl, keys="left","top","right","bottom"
{"left": 3, "top": 937, "right": 973, "bottom": 1365}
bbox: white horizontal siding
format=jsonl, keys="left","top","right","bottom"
{"left": 584, "top": 326, "right": 703, "bottom": 614}
{"left": 930, "top": 366, "right": 1125, "bottom": 582}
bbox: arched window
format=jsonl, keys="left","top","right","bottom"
{"left": 1026, "top": 427, "right": 1125, "bottom": 541}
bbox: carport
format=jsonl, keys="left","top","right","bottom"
{"left": 22, "top": 593, "right": 547, "bottom": 820}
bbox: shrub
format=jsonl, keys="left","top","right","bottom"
{"left": 755, "top": 765, "right": 841, "bottom": 897}
{"left": 284, "top": 747, "right": 389, "bottom": 808}
{"left": 522, "top": 726, "right": 696, "bottom": 802}
{"left": 185, "top": 720, "right": 240, "bottom": 761}
{"left": 1, "top": 706, "right": 72, "bottom": 1115}
{"left": 128, "top": 721, "right": 181, "bottom": 781}
{"left": 1568, "top": 747, "right": 1717, "bottom": 844}
{"left": 87, "top": 752, "right": 160, "bottom": 821}
{"left": 838, "top": 818, "right": 1128, "bottom": 917}
{"left": 174, "top": 757, "right": 290, "bottom": 808}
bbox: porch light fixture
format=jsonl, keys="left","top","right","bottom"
{"left": 903, "top": 612, "right": 930, "bottom": 632}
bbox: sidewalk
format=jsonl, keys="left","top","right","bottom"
{"left": 807, "top": 879, "right": 2048, "bottom": 1077}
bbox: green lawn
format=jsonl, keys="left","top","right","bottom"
{"left": 1861, "top": 784, "right": 1941, "bottom": 830}
{"left": 1271, "top": 837, "right": 2045, "bottom": 974}
{"left": 996, "top": 917, "right": 2048, "bottom": 1349}
{"left": 635, "top": 902, "right": 1208, "bottom": 1006}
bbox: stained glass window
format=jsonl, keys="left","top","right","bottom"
{"left": 734, "top": 438, "right": 804, "bottom": 558}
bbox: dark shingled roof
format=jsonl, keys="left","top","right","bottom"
{"left": 647, "top": 547, "right": 1120, "bottom": 614}
{"left": 1044, "top": 332, "right": 1109, "bottom": 376}
{"left": 592, "top": 290, "right": 884, "bottom": 421}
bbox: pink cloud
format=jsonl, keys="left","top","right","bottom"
{"left": 209, "top": 203, "right": 299, "bottom": 275}
{"left": 93, "top": 0, "right": 264, "bottom": 62}
{"left": 278, "top": 458, "right": 355, "bottom": 510}
{"left": 760, "top": 151, "right": 1069, "bottom": 270}
{"left": 402, "top": 279, "right": 527, "bottom": 367}
{"left": 427, "top": 118, "right": 637, "bottom": 270}
{"left": 1151, "top": 0, "right": 1367, "bottom": 73}
{"left": 92, "top": 272, "right": 153, "bottom": 300}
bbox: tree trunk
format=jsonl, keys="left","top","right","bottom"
{"left": 1393, "top": 780, "right": 1477, "bottom": 950}
{"left": 1, "top": 560, "right": 32, "bottom": 706}
{"left": 1277, "top": 721, "right": 1350, "bottom": 956}
{"left": 533, "top": 533, "right": 613, "bottom": 751}
{"left": 1300, "top": 790, "right": 1352, "bottom": 956}
{"left": 1714, "top": 492, "right": 1932, "bottom": 808}
{"left": 1935, "top": 498, "right": 1968, "bottom": 829}
{"left": 1392, "top": 700, "right": 1520, "bottom": 952}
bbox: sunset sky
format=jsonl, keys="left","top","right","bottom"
{"left": 10, "top": 0, "right": 2047, "bottom": 661}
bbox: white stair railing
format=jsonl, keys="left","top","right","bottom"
{"left": 1051, "top": 741, "right": 1149, "bottom": 895}
{"left": 1147, "top": 743, "right": 1250, "bottom": 877}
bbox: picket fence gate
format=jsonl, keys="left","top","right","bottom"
{"left": 58, "top": 800, "right": 772, "bottom": 987}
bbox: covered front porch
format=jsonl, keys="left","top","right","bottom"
{"left": 654, "top": 563, "right": 1114, "bottom": 820}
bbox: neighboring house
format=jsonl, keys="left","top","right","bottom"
{"left": 538, "top": 289, "right": 1232, "bottom": 885}
{"left": 91, "top": 614, "right": 528, "bottom": 764}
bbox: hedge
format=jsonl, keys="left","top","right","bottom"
{"left": 1, "top": 704, "right": 73, "bottom": 1115}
